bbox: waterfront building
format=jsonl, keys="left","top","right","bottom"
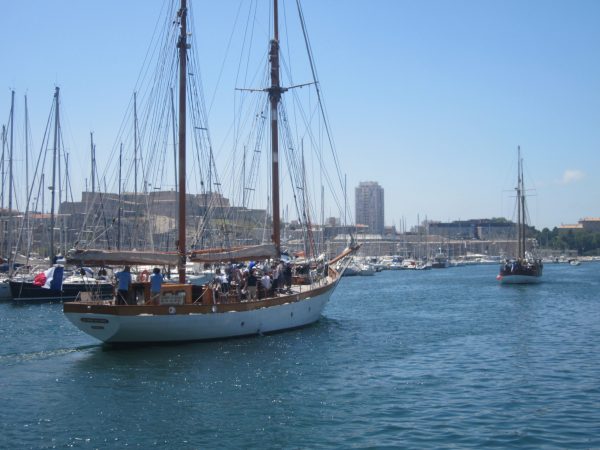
{"left": 355, "top": 181, "right": 384, "bottom": 235}
{"left": 428, "top": 218, "right": 515, "bottom": 240}
{"left": 558, "top": 217, "right": 600, "bottom": 232}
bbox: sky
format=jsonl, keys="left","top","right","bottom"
{"left": 1, "top": 0, "right": 599, "bottom": 231}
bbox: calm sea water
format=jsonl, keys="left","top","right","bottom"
{"left": 1, "top": 263, "right": 599, "bottom": 449}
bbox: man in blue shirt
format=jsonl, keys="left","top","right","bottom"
{"left": 115, "top": 266, "right": 132, "bottom": 305}
{"left": 150, "top": 267, "right": 163, "bottom": 305}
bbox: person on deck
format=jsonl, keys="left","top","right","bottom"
{"left": 213, "top": 268, "right": 230, "bottom": 294}
{"left": 150, "top": 267, "right": 163, "bottom": 305}
{"left": 115, "top": 266, "right": 132, "bottom": 305}
{"left": 283, "top": 262, "right": 293, "bottom": 291}
{"left": 245, "top": 269, "right": 258, "bottom": 300}
{"left": 231, "top": 264, "right": 244, "bottom": 296}
{"left": 261, "top": 271, "right": 272, "bottom": 297}
{"left": 272, "top": 264, "right": 280, "bottom": 291}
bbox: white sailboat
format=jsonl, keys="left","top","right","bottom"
{"left": 497, "top": 146, "right": 543, "bottom": 284}
{"left": 63, "top": 0, "right": 356, "bottom": 344}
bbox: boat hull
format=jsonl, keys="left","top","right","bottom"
{"left": 0, "top": 280, "right": 11, "bottom": 300}
{"left": 498, "top": 262, "right": 543, "bottom": 284}
{"left": 64, "top": 282, "right": 336, "bottom": 343}
{"left": 497, "top": 273, "right": 542, "bottom": 284}
{"left": 10, "top": 281, "right": 114, "bottom": 303}
{"left": 431, "top": 261, "right": 449, "bottom": 269}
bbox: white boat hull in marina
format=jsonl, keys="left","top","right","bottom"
{"left": 64, "top": 282, "right": 336, "bottom": 344}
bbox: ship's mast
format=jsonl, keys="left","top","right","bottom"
{"left": 50, "top": 87, "right": 60, "bottom": 261}
{"left": 269, "top": 0, "right": 282, "bottom": 256}
{"left": 177, "top": 0, "right": 188, "bottom": 283}
{"left": 118, "top": 143, "right": 123, "bottom": 250}
{"left": 516, "top": 146, "right": 525, "bottom": 259}
{"left": 7, "top": 90, "right": 15, "bottom": 275}
{"left": 518, "top": 147, "right": 526, "bottom": 259}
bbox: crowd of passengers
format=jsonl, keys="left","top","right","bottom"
{"left": 211, "top": 261, "right": 293, "bottom": 301}
{"left": 502, "top": 258, "right": 542, "bottom": 273}
{"left": 210, "top": 259, "right": 328, "bottom": 301}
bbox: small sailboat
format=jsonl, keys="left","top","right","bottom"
{"left": 431, "top": 248, "right": 449, "bottom": 269}
{"left": 497, "top": 147, "right": 543, "bottom": 284}
{"left": 63, "top": 0, "right": 356, "bottom": 344}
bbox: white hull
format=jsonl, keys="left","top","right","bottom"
{"left": 498, "top": 274, "right": 542, "bottom": 284}
{"left": 64, "top": 284, "right": 335, "bottom": 344}
{"left": 357, "top": 269, "right": 375, "bottom": 276}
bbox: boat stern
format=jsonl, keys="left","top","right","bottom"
{"left": 64, "top": 304, "right": 121, "bottom": 342}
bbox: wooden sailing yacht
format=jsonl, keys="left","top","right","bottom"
{"left": 497, "top": 146, "right": 543, "bottom": 284}
{"left": 63, "top": 0, "right": 356, "bottom": 343}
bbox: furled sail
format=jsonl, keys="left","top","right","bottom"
{"left": 189, "top": 244, "right": 277, "bottom": 263}
{"left": 66, "top": 249, "right": 180, "bottom": 266}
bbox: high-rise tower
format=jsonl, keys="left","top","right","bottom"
{"left": 355, "top": 181, "right": 384, "bottom": 234}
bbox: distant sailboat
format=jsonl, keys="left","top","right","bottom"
{"left": 497, "top": 147, "right": 543, "bottom": 284}
{"left": 431, "top": 248, "right": 449, "bottom": 269}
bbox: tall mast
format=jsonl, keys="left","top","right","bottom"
{"left": 90, "top": 132, "right": 96, "bottom": 195}
{"left": 269, "top": 0, "right": 282, "bottom": 256}
{"left": 177, "top": 0, "right": 188, "bottom": 283}
{"left": 25, "top": 95, "right": 30, "bottom": 213}
{"left": 24, "top": 95, "right": 32, "bottom": 257}
{"left": 519, "top": 147, "right": 526, "bottom": 259}
{"left": 64, "top": 152, "right": 70, "bottom": 255}
{"left": 170, "top": 87, "right": 178, "bottom": 196}
{"left": 50, "top": 87, "right": 60, "bottom": 261}
{"left": 118, "top": 143, "right": 122, "bottom": 250}
{"left": 134, "top": 92, "right": 138, "bottom": 200}
{"left": 516, "top": 145, "right": 523, "bottom": 259}
{"left": 7, "top": 90, "right": 15, "bottom": 274}
{"left": 1, "top": 125, "right": 5, "bottom": 210}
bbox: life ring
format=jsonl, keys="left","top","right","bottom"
{"left": 168, "top": 306, "right": 176, "bottom": 315}
{"left": 139, "top": 270, "right": 149, "bottom": 282}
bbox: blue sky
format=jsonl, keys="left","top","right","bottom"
{"left": 1, "top": 0, "right": 599, "bottom": 230}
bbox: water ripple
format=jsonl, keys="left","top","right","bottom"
{"left": 1, "top": 263, "right": 600, "bottom": 448}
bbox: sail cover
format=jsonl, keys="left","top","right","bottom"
{"left": 66, "top": 249, "right": 180, "bottom": 266}
{"left": 189, "top": 244, "right": 278, "bottom": 263}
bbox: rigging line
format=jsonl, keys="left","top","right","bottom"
{"left": 246, "top": 101, "right": 268, "bottom": 208}
{"left": 275, "top": 37, "right": 344, "bottom": 219}
{"left": 279, "top": 107, "right": 305, "bottom": 232}
{"left": 189, "top": 45, "right": 217, "bottom": 195}
{"left": 233, "top": 0, "right": 258, "bottom": 153}
{"left": 234, "top": 3, "right": 269, "bottom": 153}
{"left": 132, "top": 0, "right": 174, "bottom": 105}
{"left": 200, "top": 0, "right": 245, "bottom": 117}
{"left": 104, "top": 3, "right": 176, "bottom": 180}
{"left": 281, "top": 72, "right": 339, "bottom": 202}
{"left": 295, "top": 0, "right": 345, "bottom": 196}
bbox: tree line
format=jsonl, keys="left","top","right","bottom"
{"left": 534, "top": 227, "right": 600, "bottom": 256}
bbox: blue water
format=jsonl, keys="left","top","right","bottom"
{"left": 1, "top": 263, "right": 599, "bottom": 449}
